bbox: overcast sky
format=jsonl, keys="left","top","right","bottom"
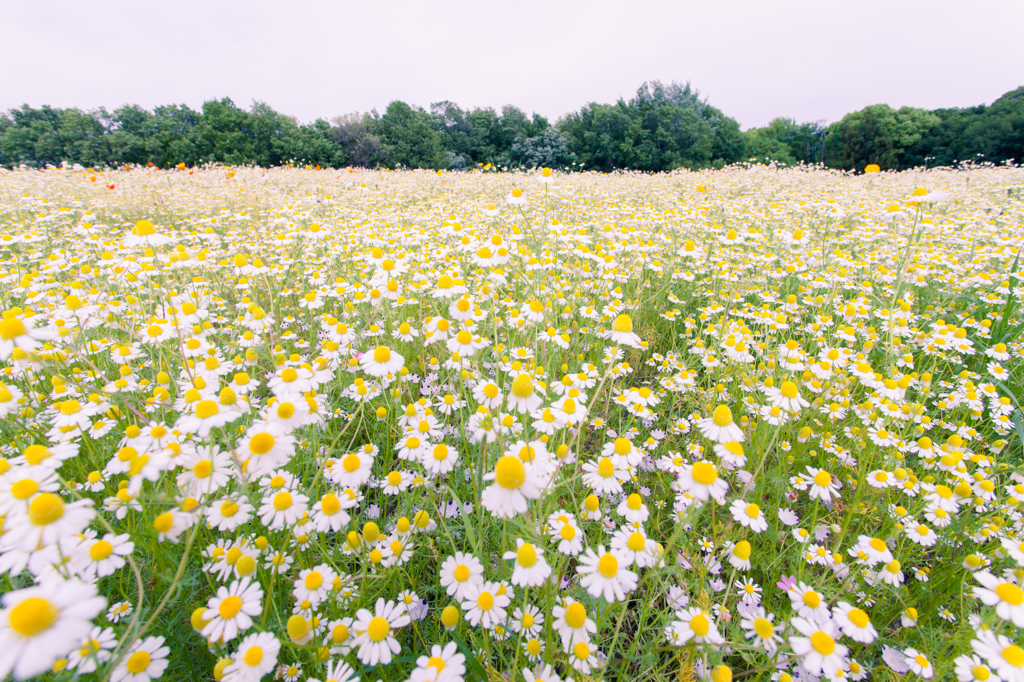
{"left": 2, "top": 0, "right": 1022, "bottom": 130}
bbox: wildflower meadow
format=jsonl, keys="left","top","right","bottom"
{"left": 1, "top": 162, "right": 1023, "bottom": 682}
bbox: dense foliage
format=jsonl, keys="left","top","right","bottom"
{"left": 1, "top": 82, "right": 1022, "bottom": 171}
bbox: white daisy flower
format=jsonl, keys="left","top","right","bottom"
{"left": 0, "top": 577, "right": 106, "bottom": 680}
{"left": 201, "top": 578, "right": 263, "bottom": 643}
{"left": 352, "top": 598, "right": 410, "bottom": 666}
{"left": 576, "top": 546, "right": 637, "bottom": 603}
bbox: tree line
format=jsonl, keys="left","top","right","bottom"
{"left": 1, "top": 81, "right": 1021, "bottom": 172}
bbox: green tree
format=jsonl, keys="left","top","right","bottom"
{"left": 509, "top": 128, "right": 577, "bottom": 168}
{"left": 903, "top": 87, "right": 1024, "bottom": 168}
{"left": 558, "top": 102, "right": 635, "bottom": 171}
{"left": 374, "top": 101, "right": 446, "bottom": 169}
{"left": 824, "top": 104, "right": 939, "bottom": 170}
{"left": 743, "top": 118, "right": 828, "bottom": 165}
{"left": 193, "top": 98, "right": 256, "bottom": 165}
{"left": 330, "top": 113, "right": 382, "bottom": 168}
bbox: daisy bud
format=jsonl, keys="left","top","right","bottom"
{"left": 287, "top": 615, "right": 312, "bottom": 643}
{"left": 441, "top": 604, "right": 460, "bottom": 628}
{"left": 712, "top": 665, "right": 732, "bottom": 682}
{"left": 191, "top": 607, "right": 211, "bottom": 631}
{"left": 213, "top": 657, "right": 232, "bottom": 680}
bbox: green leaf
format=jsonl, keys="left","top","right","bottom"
{"left": 445, "top": 484, "right": 481, "bottom": 557}
{"left": 450, "top": 629, "right": 490, "bottom": 681}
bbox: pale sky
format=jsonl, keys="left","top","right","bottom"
{"left": 2, "top": 0, "right": 1022, "bottom": 130}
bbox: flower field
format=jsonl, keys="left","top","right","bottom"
{"left": 1, "top": 163, "right": 1023, "bottom": 682}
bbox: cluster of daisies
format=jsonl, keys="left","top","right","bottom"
{"left": 0, "top": 163, "right": 1022, "bottom": 682}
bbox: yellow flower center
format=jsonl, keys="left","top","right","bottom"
{"left": 848, "top": 608, "right": 870, "bottom": 628}
{"left": 754, "top": 618, "right": 774, "bottom": 638}
{"left": 90, "top": 540, "right": 114, "bottom": 561}
{"left": 0, "top": 318, "right": 27, "bottom": 339}
{"left": 244, "top": 646, "right": 263, "bottom": 666}
{"left": 23, "top": 445, "right": 51, "bottom": 465}
{"left": 477, "top": 592, "right": 494, "bottom": 610}
{"left": 321, "top": 493, "right": 341, "bottom": 515}
{"left": 517, "top": 543, "right": 538, "bottom": 567}
{"left": 712, "top": 405, "right": 733, "bottom": 427}
{"left": 126, "top": 652, "right": 151, "bottom": 674}
{"left": 153, "top": 512, "right": 174, "bottom": 532}
{"left": 611, "top": 314, "right": 633, "bottom": 333}
{"left": 692, "top": 462, "right": 718, "bottom": 485}
{"left": 565, "top": 602, "right": 586, "bottom": 629}
{"left": 1002, "top": 645, "right": 1024, "bottom": 667}
{"left": 373, "top": 346, "right": 391, "bottom": 363}
{"left": 11, "top": 479, "right": 38, "bottom": 499}
{"left": 195, "top": 400, "right": 219, "bottom": 419}
{"left": 193, "top": 460, "right": 213, "bottom": 478}
{"left": 628, "top": 532, "right": 646, "bottom": 552}
{"left": 811, "top": 631, "right": 835, "bottom": 655}
{"left": 511, "top": 374, "right": 533, "bottom": 397}
{"left": 249, "top": 433, "right": 275, "bottom": 455}
{"left": 996, "top": 583, "right": 1024, "bottom": 606}
{"left": 219, "top": 596, "right": 243, "bottom": 619}
{"left": 814, "top": 471, "right": 832, "bottom": 487}
{"left": 598, "top": 553, "right": 618, "bottom": 577}
{"left": 29, "top": 493, "right": 63, "bottom": 525}
{"left": 9, "top": 597, "right": 58, "bottom": 636}
{"left": 495, "top": 456, "right": 526, "bottom": 489}
{"left": 367, "top": 616, "right": 390, "bottom": 642}
{"left": 690, "top": 614, "right": 709, "bottom": 637}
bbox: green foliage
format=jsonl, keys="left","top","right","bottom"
{"left": 903, "top": 87, "right": 1024, "bottom": 168}
{"left": 375, "top": 101, "right": 447, "bottom": 169}
{"left": 823, "top": 104, "right": 940, "bottom": 170}
{"left": 330, "top": 113, "right": 383, "bottom": 168}
{"left": 509, "top": 128, "right": 577, "bottom": 168}
{"left": 742, "top": 118, "right": 827, "bottom": 165}
{"left": 557, "top": 81, "right": 746, "bottom": 172}
{"left": 1, "top": 104, "right": 112, "bottom": 168}
{"left": 1, "top": 84, "right": 1021, "bottom": 171}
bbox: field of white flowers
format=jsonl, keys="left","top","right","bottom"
{"left": 0, "top": 162, "right": 1022, "bottom": 682}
